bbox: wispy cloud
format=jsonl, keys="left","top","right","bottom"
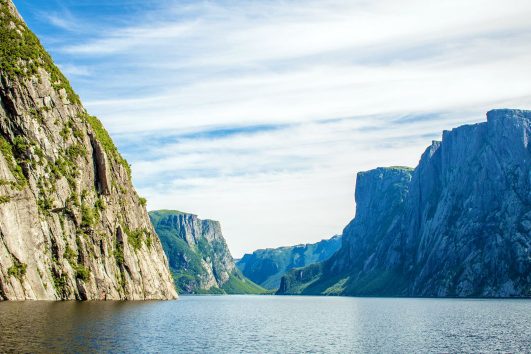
{"left": 36, "top": 4, "right": 85, "bottom": 33}
{"left": 17, "top": 0, "right": 531, "bottom": 256}
{"left": 57, "top": 63, "right": 91, "bottom": 76}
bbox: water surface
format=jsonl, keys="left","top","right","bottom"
{"left": 0, "top": 296, "right": 529, "bottom": 353}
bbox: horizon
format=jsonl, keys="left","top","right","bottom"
{"left": 13, "top": 0, "right": 531, "bottom": 257}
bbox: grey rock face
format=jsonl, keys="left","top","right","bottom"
{"left": 0, "top": 0, "right": 177, "bottom": 300}
{"left": 237, "top": 235, "right": 342, "bottom": 289}
{"left": 278, "top": 109, "right": 531, "bottom": 297}
{"left": 404, "top": 109, "right": 531, "bottom": 297}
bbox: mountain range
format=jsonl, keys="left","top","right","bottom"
{"left": 0, "top": 0, "right": 529, "bottom": 301}
{"left": 237, "top": 235, "right": 341, "bottom": 289}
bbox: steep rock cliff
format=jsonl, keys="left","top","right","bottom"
{"left": 237, "top": 235, "right": 342, "bottom": 289}
{"left": 278, "top": 109, "right": 531, "bottom": 297}
{"left": 0, "top": 0, "right": 176, "bottom": 300}
{"left": 150, "top": 210, "right": 265, "bottom": 294}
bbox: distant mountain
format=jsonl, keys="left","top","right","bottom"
{"left": 150, "top": 210, "right": 266, "bottom": 294}
{"left": 278, "top": 109, "right": 531, "bottom": 297}
{"left": 0, "top": 0, "right": 176, "bottom": 300}
{"left": 237, "top": 235, "right": 342, "bottom": 289}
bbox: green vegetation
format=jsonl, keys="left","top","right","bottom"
{"left": 73, "top": 264, "right": 90, "bottom": 281}
{"left": 221, "top": 271, "right": 268, "bottom": 294}
{"left": 277, "top": 263, "right": 324, "bottom": 294}
{"left": 80, "top": 203, "right": 97, "bottom": 228}
{"left": 145, "top": 233, "right": 152, "bottom": 248}
{"left": 28, "top": 108, "right": 45, "bottom": 124}
{"left": 63, "top": 245, "right": 76, "bottom": 264}
{"left": 7, "top": 259, "right": 27, "bottom": 280}
{"left": 0, "top": 195, "right": 10, "bottom": 204}
{"left": 94, "top": 197, "right": 106, "bottom": 211}
{"left": 37, "top": 196, "right": 53, "bottom": 214}
{"left": 69, "top": 191, "right": 80, "bottom": 208}
{"left": 12, "top": 136, "right": 28, "bottom": 155}
{"left": 0, "top": 137, "right": 27, "bottom": 189}
{"left": 82, "top": 113, "right": 131, "bottom": 178}
{"left": 196, "top": 286, "right": 225, "bottom": 295}
{"left": 168, "top": 237, "right": 205, "bottom": 273}
{"left": 59, "top": 126, "right": 70, "bottom": 139}
{"left": 123, "top": 226, "right": 151, "bottom": 250}
{"left": 127, "top": 228, "right": 143, "bottom": 250}
{"left": 153, "top": 218, "right": 216, "bottom": 294}
{"left": 139, "top": 197, "right": 147, "bottom": 207}
{"left": 0, "top": 0, "right": 80, "bottom": 103}
{"left": 65, "top": 143, "right": 87, "bottom": 160}
{"left": 51, "top": 271, "right": 67, "bottom": 296}
{"left": 171, "top": 271, "right": 204, "bottom": 294}
{"left": 113, "top": 239, "right": 126, "bottom": 289}
{"left": 49, "top": 146, "right": 85, "bottom": 189}
{"left": 170, "top": 270, "right": 263, "bottom": 295}
{"left": 34, "top": 141, "right": 86, "bottom": 217}
{"left": 73, "top": 126, "right": 83, "bottom": 140}
{"left": 63, "top": 244, "right": 91, "bottom": 281}
{"left": 114, "top": 245, "right": 124, "bottom": 266}
{"left": 33, "top": 145, "right": 45, "bottom": 160}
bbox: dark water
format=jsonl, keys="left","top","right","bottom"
{"left": 0, "top": 296, "right": 529, "bottom": 353}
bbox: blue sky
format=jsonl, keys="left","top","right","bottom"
{"left": 14, "top": 0, "right": 531, "bottom": 257}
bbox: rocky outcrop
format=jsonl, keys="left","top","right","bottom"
{"left": 278, "top": 109, "right": 531, "bottom": 297}
{"left": 237, "top": 235, "right": 342, "bottom": 289}
{"left": 0, "top": 0, "right": 176, "bottom": 300}
{"left": 150, "top": 210, "right": 265, "bottom": 294}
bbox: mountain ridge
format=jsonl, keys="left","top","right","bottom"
{"left": 150, "top": 210, "right": 266, "bottom": 294}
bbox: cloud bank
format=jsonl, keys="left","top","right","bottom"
{"left": 18, "top": 0, "right": 531, "bottom": 256}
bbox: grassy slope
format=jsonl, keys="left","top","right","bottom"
{"left": 222, "top": 270, "right": 269, "bottom": 295}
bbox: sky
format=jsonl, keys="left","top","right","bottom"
{"left": 13, "top": 0, "right": 531, "bottom": 257}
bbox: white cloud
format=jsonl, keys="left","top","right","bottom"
{"left": 39, "top": 0, "right": 531, "bottom": 256}
{"left": 58, "top": 63, "right": 91, "bottom": 77}
{"left": 129, "top": 108, "right": 486, "bottom": 256}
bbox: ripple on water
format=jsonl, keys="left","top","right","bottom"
{"left": 0, "top": 296, "right": 529, "bottom": 353}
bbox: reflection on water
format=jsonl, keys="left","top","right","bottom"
{"left": 0, "top": 296, "right": 529, "bottom": 353}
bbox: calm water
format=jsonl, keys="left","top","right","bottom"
{"left": 0, "top": 296, "right": 529, "bottom": 353}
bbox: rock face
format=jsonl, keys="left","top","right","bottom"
{"left": 278, "top": 109, "right": 531, "bottom": 297}
{"left": 150, "top": 210, "right": 265, "bottom": 294}
{"left": 237, "top": 235, "right": 342, "bottom": 289}
{"left": 0, "top": 0, "right": 177, "bottom": 300}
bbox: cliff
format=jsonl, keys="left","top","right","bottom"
{"left": 237, "top": 235, "right": 342, "bottom": 289}
{"left": 150, "top": 210, "right": 266, "bottom": 294}
{"left": 0, "top": 0, "right": 176, "bottom": 300}
{"left": 278, "top": 109, "right": 531, "bottom": 297}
